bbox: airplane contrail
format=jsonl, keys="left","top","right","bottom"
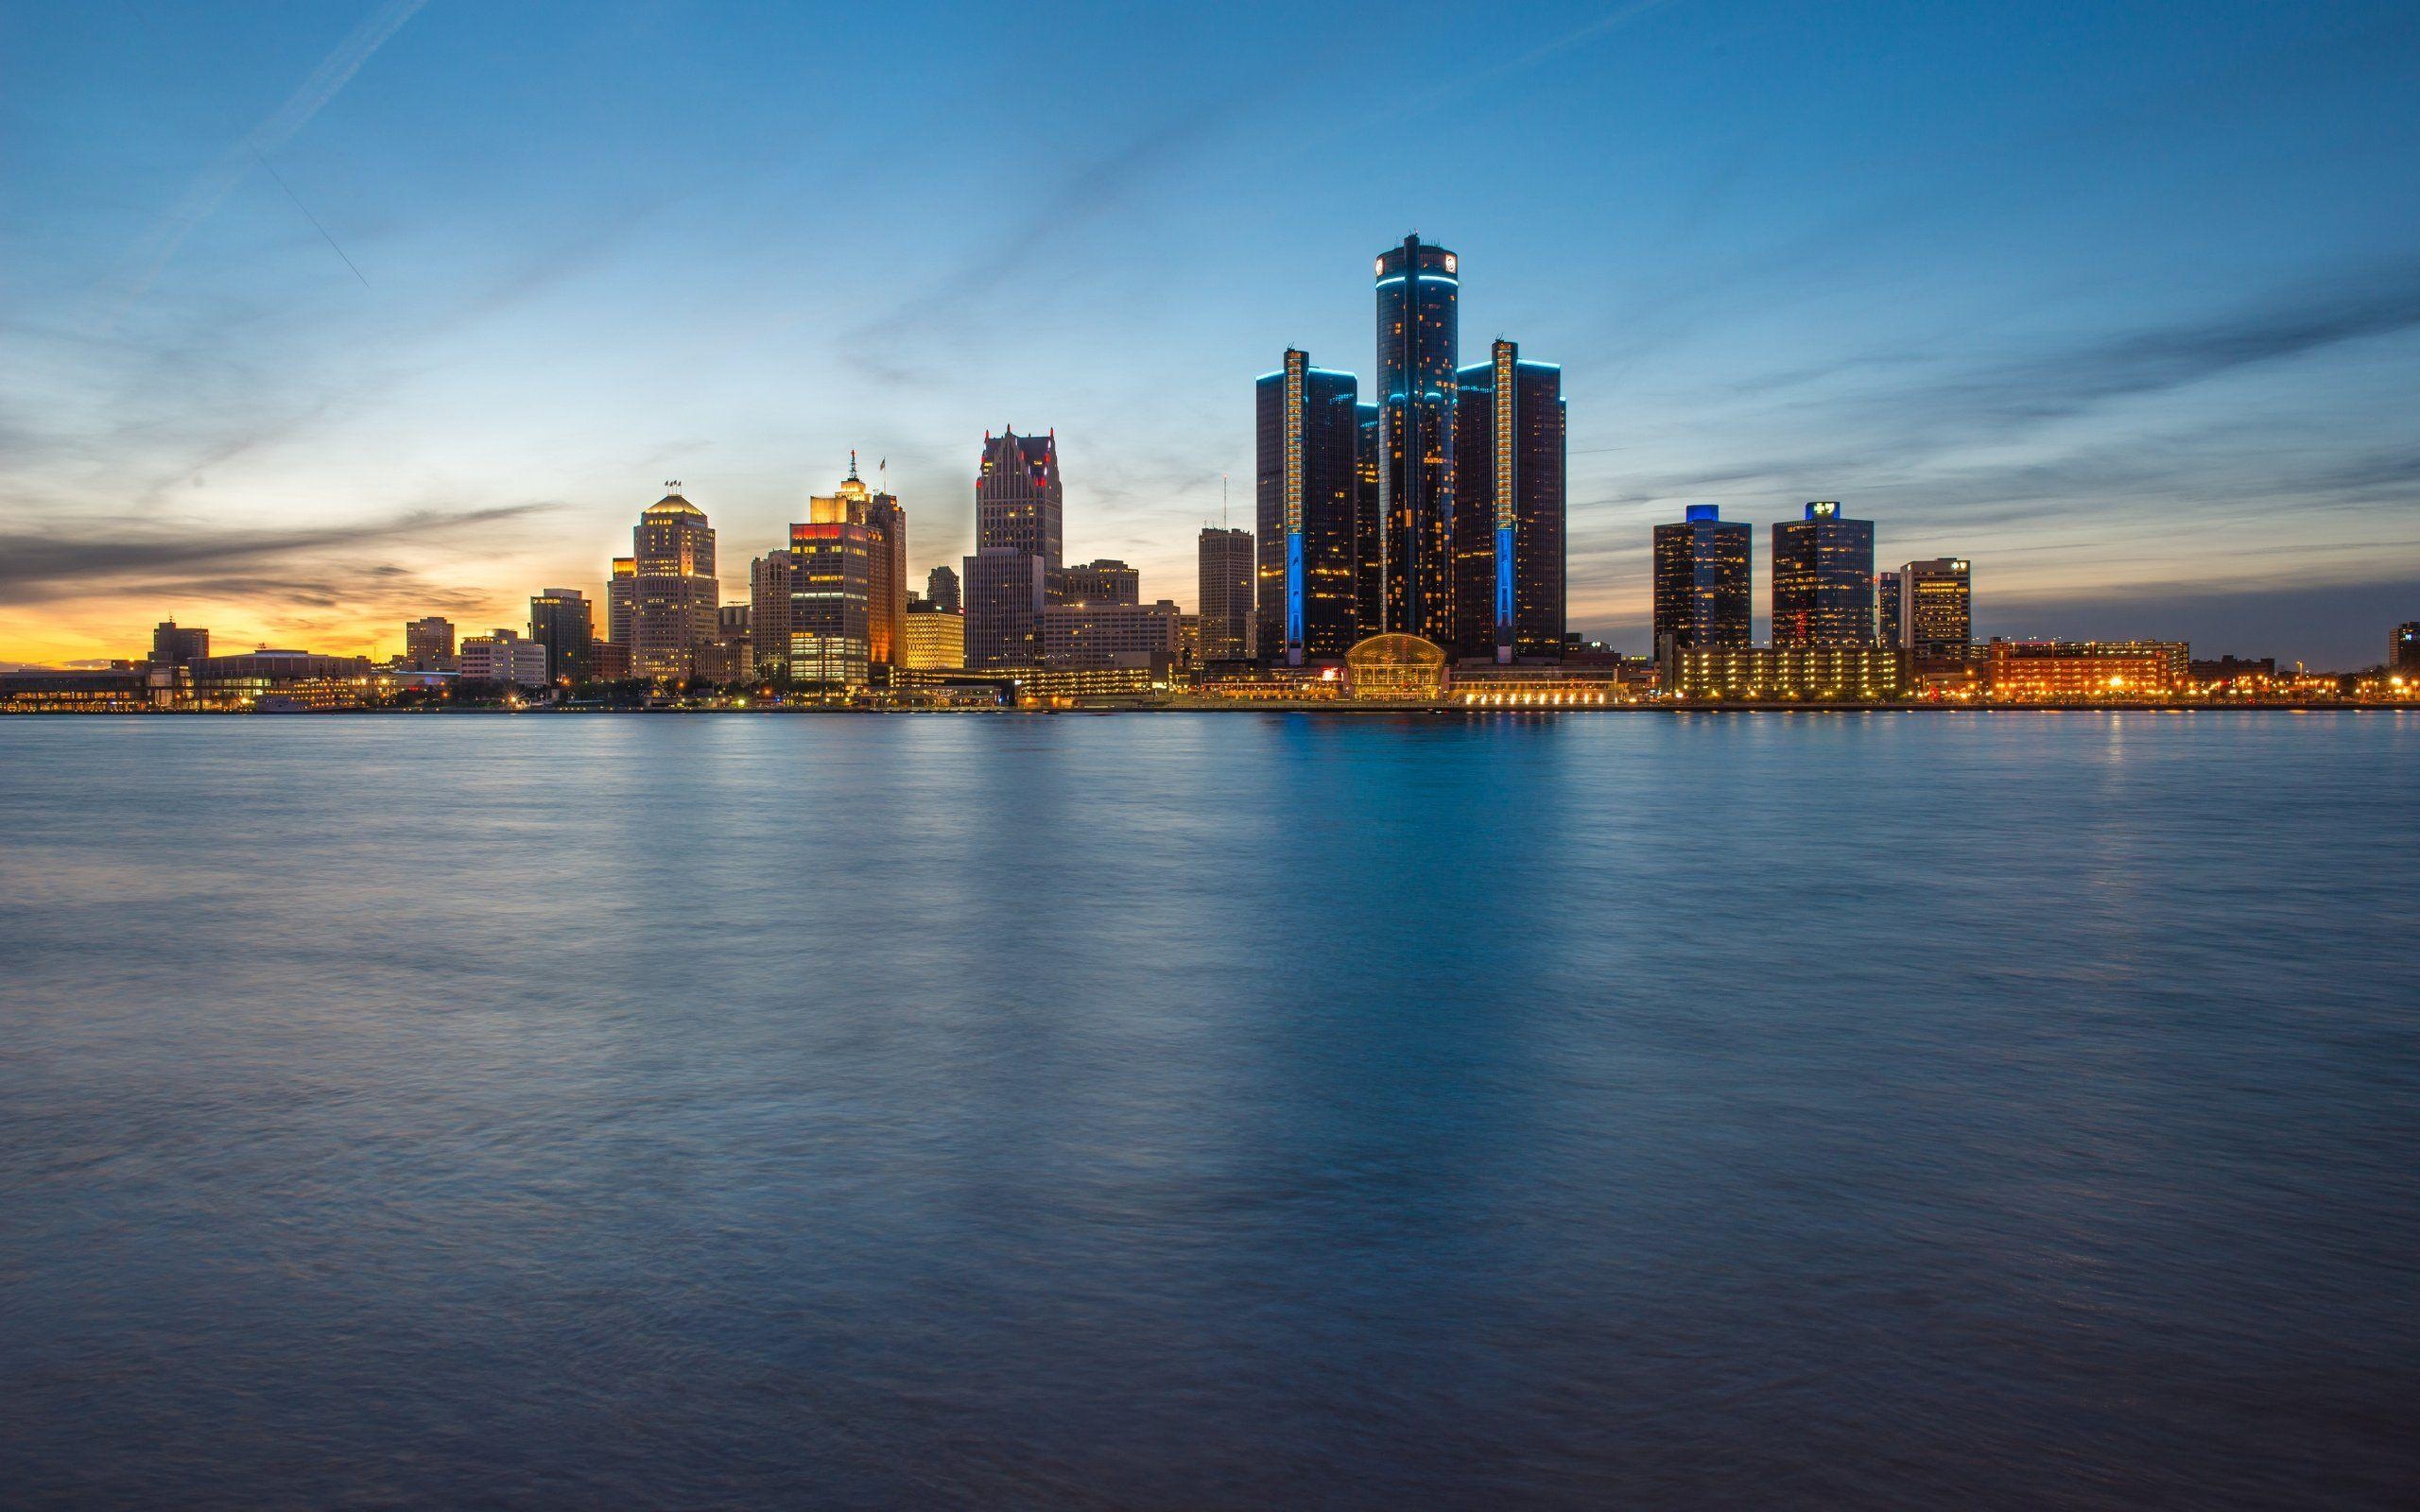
{"left": 101, "top": 0, "right": 429, "bottom": 321}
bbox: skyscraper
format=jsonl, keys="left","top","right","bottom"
{"left": 404, "top": 616, "right": 454, "bottom": 671}
{"left": 1056, "top": 559, "right": 1141, "bottom": 606}
{"left": 962, "top": 548, "right": 1047, "bottom": 668}
{"left": 1452, "top": 338, "right": 1565, "bottom": 662}
{"left": 1198, "top": 526, "right": 1253, "bottom": 663}
{"left": 926, "top": 564, "right": 960, "bottom": 615}
{"left": 1899, "top": 558, "right": 1973, "bottom": 662}
{"left": 528, "top": 588, "right": 593, "bottom": 683}
{"left": 901, "top": 602, "right": 965, "bottom": 670}
{"left": 1255, "top": 349, "right": 1361, "bottom": 662}
{"left": 2394, "top": 622, "right": 2419, "bottom": 671}
{"left": 967, "top": 431, "right": 1062, "bottom": 671}
{"left": 750, "top": 551, "right": 797, "bottom": 679}
{"left": 789, "top": 496, "right": 876, "bottom": 690}
{"left": 816, "top": 455, "right": 907, "bottom": 677}
{"left": 1652, "top": 505, "right": 1752, "bottom": 651}
{"left": 976, "top": 430, "right": 1063, "bottom": 568}
{"left": 1373, "top": 234, "right": 1460, "bottom": 644}
{"left": 1772, "top": 502, "right": 1876, "bottom": 646}
{"left": 630, "top": 489, "right": 718, "bottom": 681}
{"left": 1875, "top": 571, "right": 1902, "bottom": 649}
{"left": 1353, "top": 401, "right": 1382, "bottom": 635}
{"left": 607, "top": 558, "right": 635, "bottom": 647}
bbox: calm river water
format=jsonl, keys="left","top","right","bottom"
{"left": 2, "top": 713, "right": 2414, "bottom": 1508}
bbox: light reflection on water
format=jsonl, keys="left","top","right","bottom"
{"left": 2, "top": 713, "right": 2415, "bottom": 1509}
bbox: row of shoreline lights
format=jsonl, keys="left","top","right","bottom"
{"left": 1461, "top": 691, "right": 1611, "bottom": 706}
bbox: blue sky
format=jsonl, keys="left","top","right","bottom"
{"left": 3, "top": 0, "right": 2416, "bottom": 665}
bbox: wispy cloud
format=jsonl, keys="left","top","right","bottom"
{"left": 99, "top": 0, "right": 431, "bottom": 321}
{"left": 0, "top": 501, "right": 557, "bottom": 607}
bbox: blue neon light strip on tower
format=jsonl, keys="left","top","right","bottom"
{"left": 1286, "top": 534, "right": 1305, "bottom": 648}
{"left": 1495, "top": 525, "right": 1515, "bottom": 628}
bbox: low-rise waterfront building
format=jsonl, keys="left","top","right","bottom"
{"left": 458, "top": 629, "right": 551, "bottom": 689}
{"left": 1040, "top": 599, "right": 1183, "bottom": 668}
{"left": 1985, "top": 639, "right": 2188, "bottom": 698}
{"left": 1659, "top": 643, "right": 1910, "bottom": 701}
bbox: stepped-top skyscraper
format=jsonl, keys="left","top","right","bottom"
{"left": 1374, "top": 235, "right": 1460, "bottom": 644}
{"left": 1772, "top": 501, "right": 1876, "bottom": 645}
{"left": 964, "top": 429, "right": 1063, "bottom": 668}
{"left": 1256, "top": 349, "right": 1361, "bottom": 663}
{"left": 629, "top": 487, "right": 718, "bottom": 680}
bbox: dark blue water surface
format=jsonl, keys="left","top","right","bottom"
{"left": 3, "top": 713, "right": 2416, "bottom": 1509}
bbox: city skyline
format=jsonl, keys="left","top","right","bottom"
{"left": 5, "top": 2, "right": 2419, "bottom": 669}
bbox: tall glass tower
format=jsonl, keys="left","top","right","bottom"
{"left": 1453, "top": 339, "right": 1565, "bottom": 662}
{"left": 1373, "top": 235, "right": 1460, "bottom": 644}
{"left": 1772, "top": 501, "right": 1876, "bottom": 645}
{"left": 1254, "top": 349, "right": 1360, "bottom": 663}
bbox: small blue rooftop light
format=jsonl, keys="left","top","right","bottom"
{"left": 1685, "top": 504, "right": 1720, "bottom": 523}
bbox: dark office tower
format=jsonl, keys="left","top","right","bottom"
{"left": 969, "top": 430, "right": 1061, "bottom": 670}
{"left": 962, "top": 547, "right": 1048, "bottom": 667}
{"left": 1254, "top": 349, "right": 1361, "bottom": 664}
{"left": 1354, "top": 401, "right": 1381, "bottom": 633}
{"left": 1771, "top": 501, "right": 1876, "bottom": 646}
{"left": 1898, "top": 558, "right": 1973, "bottom": 662}
{"left": 1651, "top": 505, "right": 1753, "bottom": 651}
{"left": 976, "top": 429, "right": 1063, "bottom": 569}
{"left": 528, "top": 588, "right": 595, "bottom": 683}
{"left": 751, "top": 551, "right": 797, "bottom": 679}
{"left": 1452, "top": 339, "right": 1566, "bottom": 662}
{"left": 2394, "top": 622, "right": 2420, "bottom": 671}
{"left": 1374, "top": 234, "right": 1460, "bottom": 643}
{"left": 150, "top": 620, "right": 208, "bottom": 668}
{"left": 1875, "top": 571, "right": 1902, "bottom": 650}
{"left": 1058, "top": 559, "right": 1141, "bottom": 606}
{"left": 926, "top": 564, "right": 960, "bottom": 615}
{"left": 1198, "top": 526, "right": 1254, "bottom": 662}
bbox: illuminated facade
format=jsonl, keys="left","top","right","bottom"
{"left": 1986, "top": 640, "right": 2188, "bottom": 698}
{"left": 813, "top": 455, "right": 906, "bottom": 676}
{"left": 695, "top": 605, "right": 752, "bottom": 686}
{"left": 901, "top": 604, "right": 965, "bottom": 670}
{"left": 1651, "top": 506, "right": 1752, "bottom": 650}
{"left": 1055, "top": 558, "right": 1140, "bottom": 607}
{"left": 630, "top": 490, "right": 718, "bottom": 681}
{"left": 528, "top": 588, "right": 593, "bottom": 683}
{"left": 1898, "top": 558, "right": 1972, "bottom": 662}
{"left": 1197, "top": 526, "right": 1253, "bottom": 663}
{"left": 1452, "top": 339, "right": 1565, "bottom": 662}
{"left": 1875, "top": 571, "right": 1901, "bottom": 649}
{"left": 1771, "top": 502, "right": 1875, "bottom": 645}
{"left": 788, "top": 502, "right": 875, "bottom": 690}
{"left": 1659, "top": 643, "right": 1910, "bottom": 701}
{"left": 1041, "top": 599, "right": 1183, "bottom": 668}
{"left": 1373, "top": 235, "right": 1461, "bottom": 644}
{"left": 1345, "top": 632, "right": 1448, "bottom": 701}
{"left": 1255, "top": 349, "right": 1361, "bottom": 663}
